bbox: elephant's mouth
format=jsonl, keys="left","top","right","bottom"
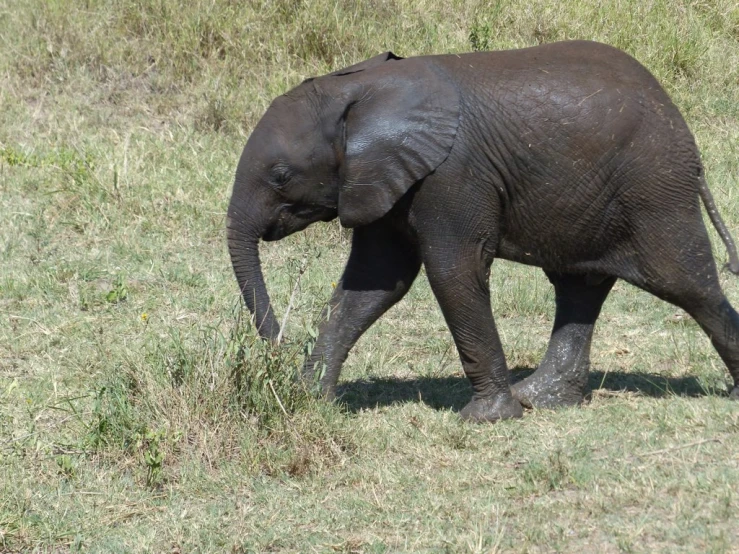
{"left": 262, "top": 224, "right": 289, "bottom": 241}
{"left": 263, "top": 203, "right": 337, "bottom": 241}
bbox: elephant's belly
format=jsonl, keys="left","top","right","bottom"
{"left": 496, "top": 239, "right": 549, "bottom": 267}
{"left": 495, "top": 182, "right": 628, "bottom": 274}
{"left": 496, "top": 229, "right": 618, "bottom": 275}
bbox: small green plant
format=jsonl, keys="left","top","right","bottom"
{"left": 0, "top": 146, "right": 39, "bottom": 167}
{"left": 54, "top": 148, "right": 95, "bottom": 189}
{"left": 1, "top": 145, "right": 94, "bottom": 185}
{"left": 105, "top": 276, "right": 128, "bottom": 303}
{"left": 86, "top": 382, "right": 139, "bottom": 449}
{"left": 135, "top": 428, "right": 166, "bottom": 488}
{"left": 468, "top": 1, "right": 505, "bottom": 51}
{"left": 55, "top": 454, "right": 76, "bottom": 479}
{"left": 469, "top": 20, "right": 493, "bottom": 52}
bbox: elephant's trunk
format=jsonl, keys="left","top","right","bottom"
{"left": 226, "top": 195, "right": 281, "bottom": 341}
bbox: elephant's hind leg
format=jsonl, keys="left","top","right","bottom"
{"left": 636, "top": 278, "right": 739, "bottom": 399}
{"left": 691, "top": 299, "right": 739, "bottom": 399}
{"left": 626, "top": 220, "right": 739, "bottom": 398}
{"left": 511, "top": 273, "right": 616, "bottom": 409}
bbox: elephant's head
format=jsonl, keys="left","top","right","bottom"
{"left": 226, "top": 52, "right": 460, "bottom": 339}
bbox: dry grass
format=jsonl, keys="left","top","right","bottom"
{"left": 1, "top": 0, "right": 738, "bottom": 551}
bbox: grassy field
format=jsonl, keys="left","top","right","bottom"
{"left": 1, "top": 0, "right": 738, "bottom": 551}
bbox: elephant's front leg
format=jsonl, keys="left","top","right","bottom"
{"left": 511, "top": 272, "right": 616, "bottom": 409}
{"left": 303, "top": 222, "right": 421, "bottom": 398}
{"left": 423, "top": 243, "right": 523, "bottom": 422}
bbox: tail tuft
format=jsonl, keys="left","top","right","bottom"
{"left": 725, "top": 261, "right": 739, "bottom": 276}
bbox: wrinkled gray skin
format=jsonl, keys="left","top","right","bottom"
{"left": 227, "top": 41, "right": 739, "bottom": 422}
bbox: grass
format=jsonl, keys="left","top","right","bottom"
{"left": 1, "top": 0, "right": 738, "bottom": 551}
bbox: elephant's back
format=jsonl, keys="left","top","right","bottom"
{"left": 429, "top": 41, "right": 681, "bottom": 128}
{"left": 430, "top": 41, "right": 661, "bottom": 88}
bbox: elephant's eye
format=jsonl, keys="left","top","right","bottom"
{"left": 270, "top": 164, "right": 292, "bottom": 188}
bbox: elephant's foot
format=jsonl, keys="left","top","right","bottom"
{"left": 730, "top": 385, "right": 739, "bottom": 400}
{"left": 297, "top": 377, "right": 337, "bottom": 401}
{"left": 459, "top": 393, "right": 523, "bottom": 423}
{"left": 511, "top": 368, "right": 589, "bottom": 410}
{"left": 300, "top": 360, "right": 339, "bottom": 399}
{"left": 319, "top": 384, "right": 337, "bottom": 401}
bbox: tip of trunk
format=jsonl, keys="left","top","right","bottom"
{"left": 255, "top": 309, "right": 281, "bottom": 342}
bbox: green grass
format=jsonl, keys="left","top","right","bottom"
{"left": 1, "top": 0, "right": 738, "bottom": 551}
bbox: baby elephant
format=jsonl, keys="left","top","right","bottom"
{"left": 226, "top": 40, "right": 739, "bottom": 422}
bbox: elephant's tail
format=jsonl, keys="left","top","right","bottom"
{"left": 698, "top": 175, "right": 739, "bottom": 275}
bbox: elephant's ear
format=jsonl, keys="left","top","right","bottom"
{"left": 337, "top": 59, "right": 460, "bottom": 228}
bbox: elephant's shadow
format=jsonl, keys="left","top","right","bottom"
{"left": 336, "top": 368, "right": 722, "bottom": 413}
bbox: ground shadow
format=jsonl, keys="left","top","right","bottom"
{"left": 337, "top": 367, "right": 721, "bottom": 413}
